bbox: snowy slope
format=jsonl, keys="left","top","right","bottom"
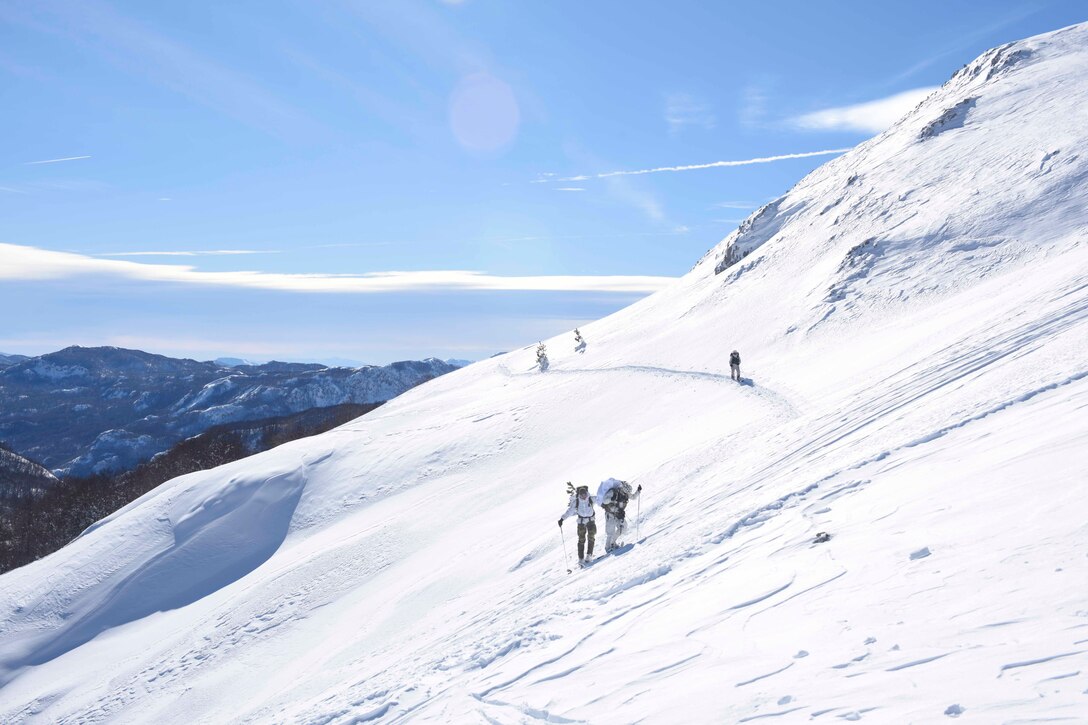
{"left": 2, "top": 23, "right": 1088, "bottom": 724}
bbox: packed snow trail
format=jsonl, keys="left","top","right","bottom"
{"left": 2, "top": 22, "right": 1088, "bottom": 724}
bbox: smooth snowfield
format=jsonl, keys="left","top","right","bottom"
{"left": 2, "top": 23, "right": 1088, "bottom": 724}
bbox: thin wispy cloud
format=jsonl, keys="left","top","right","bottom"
{"left": 555, "top": 148, "right": 852, "bottom": 182}
{"left": 604, "top": 175, "right": 665, "bottom": 223}
{"left": 483, "top": 229, "right": 693, "bottom": 245}
{"left": 0, "top": 186, "right": 28, "bottom": 194}
{"left": 2, "top": 243, "right": 675, "bottom": 294}
{"left": 665, "top": 93, "right": 716, "bottom": 134}
{"left": 790, "top": 87, "right": 937, "bottom": 134}
{"left": 96, "top": 250, "right": 279, "bottom": 258}
{"left": 2, "top": 1, "right": 320, "bottom": 139}
{"left": 278, "top": 43, "right": 428, "bottom": 141}
{"left": 301, "top": 242, "right": 395, "bottom": 250}
{"left": 25, "top": 155, "right": 92, "bottom": 165}
{"left": 881, "top": 6, "right": 1041, "bottom": 88}
{"left": 739, "top": 83, "right": 770, "bottom": 128}
{"left": 713, "top": 201, "right": 755, "bottom": 209}
{"left": 555, "top": 187, "right": 585, "bottom": 192}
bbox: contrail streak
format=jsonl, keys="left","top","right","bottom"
{"left": 25, "top": 155, "right": 93, "bottom": 165}
{"left": 557, "top": 148, "right": 852, "bottom": 181}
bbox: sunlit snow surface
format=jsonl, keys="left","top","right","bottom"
{"left": 2, "top": 23, "right": 1088, "bottom": 724}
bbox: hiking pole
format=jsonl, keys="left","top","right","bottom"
{"left": 636, "top": 492, "right": 641, "bottom": 543}
{"left": 559, "top": 523, "right": 572, "bottom": 574}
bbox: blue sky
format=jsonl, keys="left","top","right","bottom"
{"left": 1, "top": 1, "right": 1083, "bottom": 364}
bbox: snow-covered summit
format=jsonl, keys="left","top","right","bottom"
{"left": 1, "top": 24, "right": 1086, "bottom": 723}
{"left": 697, "top": 21, "right": 1085, "bottom": 333}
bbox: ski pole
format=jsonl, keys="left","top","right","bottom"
{"left": 559, "top": 523, "right": 572, "bottom": 574}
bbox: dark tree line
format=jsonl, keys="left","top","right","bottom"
{"left": 0, "top": 403, "right": 379, "bottom": 574}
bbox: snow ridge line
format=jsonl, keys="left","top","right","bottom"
{"left": 710, "top": 483, "right": 821, "bottom": 545}
{"left": 800, "top": 366, "right": 1088, "bottom": 493}
{"left": 997, "top": 651, "right": 1086, "bottom": 676}
{"left": 735, "top": 661, "right": 795, "bottom": 686}
{"left": 757, "top": 291, "right": 1088, "bottom": 481}
{"left": 685, "top": 369, "right": 1087, "bottom": 578}
{"left": 901, "top": 368, "right": 1088, "bottom": 450}
{"left": 746, "top": 569, "right": 848, "bottom": 621}
{"left": 474, "top": 631, "right": 596, "bottom": 699}
{"left": 471, "top": 693, "right": 585, "bottom": 724}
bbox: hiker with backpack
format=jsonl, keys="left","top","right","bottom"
{"left": 597, "top": 478, "right": 641, "bottom": 552}
{"left": 558, "top": 484, "right": 597, "bottom": 566}
{"left": 730, "top": 350, "right": 741, "bottom": 381}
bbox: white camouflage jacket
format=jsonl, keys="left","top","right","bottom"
{"left": 561, "top": 494, "right": 596, "bottom": 523}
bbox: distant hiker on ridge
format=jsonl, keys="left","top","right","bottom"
{"left": 597, "top": 478, "right": 641, "bottom": 552}
{"left": 730, "top": 350, "right": 741, "bottom": 382}
{"left": 559, "top": 484, "right": 597, "bottom": 566}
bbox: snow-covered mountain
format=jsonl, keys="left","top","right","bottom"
{"left": 2, "top": 23, "right": 1087, "bottom": 724}
{"left": 0, "top": 446, "right": 59, "bottom": 572}
{"left": 0, "top": 354, "right": 29, "bottom": 369}
{"left": 212, "top": 357, "right": 258, "bottom": 368}
{"left": 0, "top": 347, "right": 462, "bottom": 476}
{"left": 0, "top": 445, "right": 57, "bottom": 501}
{"left": 0, "top": 446, "right": 59, "bottom": 573}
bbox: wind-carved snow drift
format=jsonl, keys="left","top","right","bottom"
{"left": 2, "top": 23, "right": 1087, "bottom": 724}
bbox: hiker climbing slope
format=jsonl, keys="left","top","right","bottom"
{"left": 559, "top": 484, "right": 597, "bottom": 565}
{"left": 596, "top": 478, "right": 641, "bottom": 552}
{"left": 730, "top": 350, "right": 742, "bottom": 382}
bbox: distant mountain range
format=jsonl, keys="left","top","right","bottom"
{"left": 0, "top": 354, "right": 29, "bottom": 368}
{"left": 0, "top": 346, "right": 463, "bottom": 477}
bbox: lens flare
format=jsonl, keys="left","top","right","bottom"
{"left": 449, "top": 73, "right": 520, "bottom": 152}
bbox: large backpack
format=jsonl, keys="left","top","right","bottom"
{"left": 608, "top": 487, "right": 629, "bottom": 519}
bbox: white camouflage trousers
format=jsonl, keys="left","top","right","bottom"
{"left": 604, "top": 513, "right": 627, "bottom": 551}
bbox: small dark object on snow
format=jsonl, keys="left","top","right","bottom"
{"left": 814, "top": 531, "right": 832, "bottom": 543}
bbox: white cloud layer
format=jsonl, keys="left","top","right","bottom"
{"left": 97, "top": 250, "right": 278, "bottom": 257}
{"left": 0, "top": 243, "right": 675, "bottom": 294}
{"left": 790, "top": 87, "right": 938, "bottom": 134}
